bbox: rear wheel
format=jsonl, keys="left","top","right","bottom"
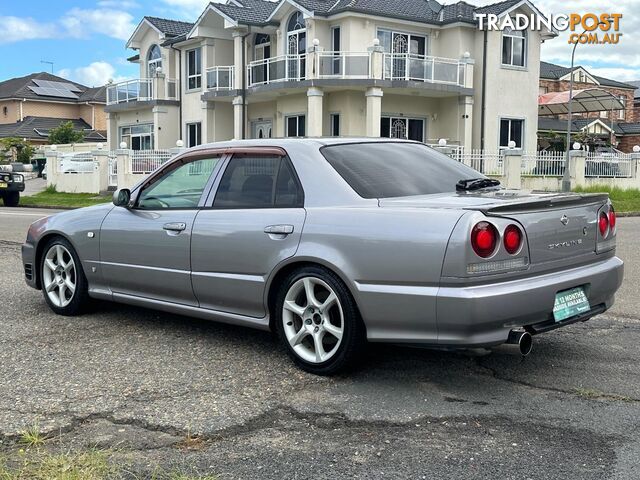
{"left": 40, "top": 237, "right": 90, "bottom": 316}
{"left": 3, "top": 191, "right": 19, "bottom": 207}
{"left": 275, "top": 266, "right": 364, "bottom": 375}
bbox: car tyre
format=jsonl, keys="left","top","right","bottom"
{"left": 3, "top": 191, "right": 19, "bottom": 207}
{"left": 275, "top": 266, "right": 364, "bottom": 375}
{"left": 40, "top": 237, "right": 90, "bottom": 316}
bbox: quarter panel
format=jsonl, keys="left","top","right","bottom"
{"left": 298, "top": 207, "right": 464, "bottom": 342}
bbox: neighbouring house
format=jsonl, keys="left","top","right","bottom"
{"left": 537, "top": 63, "right": 640, "bottom": 152}
{"left": 106, "top": 0, "right": 555, "bottom": 152}
{"left": 539, "top": 61, "right": 637, "bottom": 123}
{"left": 0, "top": 72, "right": 107, "bottom": 145}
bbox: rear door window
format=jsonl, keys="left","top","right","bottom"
{"left": 213, "top": 155, "right": 303, "bottom": 208}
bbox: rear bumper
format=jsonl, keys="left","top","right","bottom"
{"left": 435, "top": 256, "right": 624, "bottom": 346}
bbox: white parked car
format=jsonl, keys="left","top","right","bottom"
{"left": 59, "top": 153, "right": 96, "bottom": 174}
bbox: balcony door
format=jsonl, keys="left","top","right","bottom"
{"left": 254, "top": 34, "right": 271, "bottom": 84}
{"left": 287, "top": 11, "right": 306, "bottom": 80}
{"left": 379, "top": 29, "right": 427, "bottom": 79}
{"left": 381, "top": 117, "right": 425, "bottom": 143}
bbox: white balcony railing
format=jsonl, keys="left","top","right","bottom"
{"left": 383, "top": 54, "right": 465, "bottom": 87}
{"left": 206, "top": 66, "right": 234, "bottom": 91}
{"left": 317, "top": 52, "right": 371, "bottom": 79}
{"left": 106, "top": 78, "right": 178, "bottom": 105}
{"left": 247, "top": 54, "right": 306, "bottom": 87}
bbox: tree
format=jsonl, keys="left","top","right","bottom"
{"left": 0, "top": 137, "right": 35, "bottom": 163}
{"left": 48, "top": 121, "right": 84, "bottom": 145}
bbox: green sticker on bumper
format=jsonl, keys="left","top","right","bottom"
{"left": 553, "top": 287, "right": 590, "bottom": 322}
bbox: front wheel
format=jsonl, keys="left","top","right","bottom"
{"left": 40, "top": 237, "right": 90, "bottom": 316}
{"left": 275, "top": 266, "right": 364, "bottom": 375}
{"left": 3, "top": 191, "right": 19, "bottom": 207}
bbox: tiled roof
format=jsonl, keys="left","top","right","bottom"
{"left": 540, "top": 61, "right": 637, "bottom": 90}
{"left": 538, "top": 117, "right": 640, "bottom": 136}
{"left": 0, "top": 116, "right": 106, "bottom": 141}
{"left": 145, "top": 16, "right": 194, "bottom": 37}
{"left": 214, "top": 0, "right": 280, "bottom": 26}
{"left": 628, "top": 81, "right": 640, "bottom": 99}
{"left": 0, "top": 72, "right": 105, "bottom": 103}
{"left": 474, "top": 0, "right": 520, "bottom": 15}
{"left": 209, "top": 0, "right": 527, "bottom": 27}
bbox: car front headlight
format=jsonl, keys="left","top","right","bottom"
{"left": 1, "top": 174, "right": 10, "bottom": 182}
{"left": 12, "top": 174, "right": 24, "bottom": 182}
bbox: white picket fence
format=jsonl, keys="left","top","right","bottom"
{"left": 521, "top": 151, "right": 566, "bottom": 177}
{"left": 457, "top": 150, "right": 505, "bottom": 176}
{"left": 586, "top": 152, "right": 635, "bottom": 178}
{"left": 130, "top": 150, "right": 174, "bottom": 174}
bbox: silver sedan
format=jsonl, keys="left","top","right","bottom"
{"left": 21, "top": 139, "right": 624, "bottom": 374}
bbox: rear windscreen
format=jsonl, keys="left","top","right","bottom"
{"left": 320, "top": 142, "right": 481, "bottom": 199}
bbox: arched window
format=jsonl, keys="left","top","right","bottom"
{"left": 501, "top": 27, "right": 526, "bottom": 67}
{"left": 147, "top": 44, "right": 162, "bottom": 77}
{"left": 287, "top": 11, "right": 305, "bottom": 33}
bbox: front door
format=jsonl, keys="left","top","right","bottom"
{"left": 100, "top": 154, "right": 222, "bottom": 306}
{"left": 191, "top": 152, "right": 306, "bottom": 318}
{"left": 287, "top": 31, "right": 306, "bottom": 80}
{"left": 252, "top": 120, "right": 273, "bottom": 139}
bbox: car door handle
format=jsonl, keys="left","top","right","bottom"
{"left": 163, "top": 222, "right": 187, "bottom": 233}
{"left": 264, "top": 225, "right": 294, "bottom": 235}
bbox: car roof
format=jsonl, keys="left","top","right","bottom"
{"left": 191, "top": 137, "right": 418, "bottom": 152}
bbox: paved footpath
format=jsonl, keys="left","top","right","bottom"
{"left": 0, "top": 207, "right": 639, "bottom": 479}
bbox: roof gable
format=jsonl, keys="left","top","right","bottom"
{"left": 127, "top": 16, "right": 194, "bottom": 49}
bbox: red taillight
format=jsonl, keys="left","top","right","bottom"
{"left": 471, "top": 222, "right": 498, "bottom": 258}
{"left": 504, "top": 224, "right": 523, "bottom": 255}
{"left": 598, "top": 212, "right": 609, "bottom": 237}
{"left": 608, "top": 206, "right": 616, "bottom": 231}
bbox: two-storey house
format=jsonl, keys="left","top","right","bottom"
{"left": 106, "top": 0, "right": 554, "bottom": 153}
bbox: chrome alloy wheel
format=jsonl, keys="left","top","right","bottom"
{"left": 282, "top": 277, "right": 344, "bottom": 364}
{"left": 42, "top": 244, "right": 76, "bottom": 308}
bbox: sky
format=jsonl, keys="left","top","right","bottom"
{"left": 0, "top": 0, "right": 638, "bottom": 87}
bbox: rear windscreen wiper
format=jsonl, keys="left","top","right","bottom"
{"left": 456, "top": 178, "right": 501, "bottom": 192}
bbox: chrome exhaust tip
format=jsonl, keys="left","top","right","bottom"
{"left": 507, "top": 330, "right": 533, "bottom": 356}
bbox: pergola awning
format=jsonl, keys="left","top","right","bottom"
{"left": 538, "top": 88, "right": 625, "bottom": 116}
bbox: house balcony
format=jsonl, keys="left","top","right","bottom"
{"left": 105, "top": 77, "right": 179, "bottom": 112}
{"left": 202, "top": 50, "right": 473, "bottom": 103}
{"left": 206, "top": 66, "right": 234, "bottom": 91}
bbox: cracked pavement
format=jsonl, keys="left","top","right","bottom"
{"left": 0, "top": 207, "right": 639, "bottom": 479}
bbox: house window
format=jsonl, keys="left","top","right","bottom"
{"left": 147, "top": 45, "right": 162, "bottom": 77}
{"left": 502, "top": 27, "right": 526, "bottom": 67}
{"left": 285, "top": 115, "right": 306, "bottom": 137}
{"left": 187, "top": 122, "right": 202, "bottom": 147}
{"left": 380, "top": 116, "right": 424, "bottom": 142}
{"left": 619, "top": 96, "right": 626, "bottom": 120}
{"left": 499, "top": 118, "right": 524, "bottom": 148}
{"left": 120, "top": 124, "right": 153, "bottom": 150}
{"left": 539, "top": 86, "right": 548, "bottom": 95}
{"left": 186, "top": 48, "right": 202, "bottom": 91}
{"left": 330, "top": 114, "right": 340, "bottom": 136}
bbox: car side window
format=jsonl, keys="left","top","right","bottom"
{"left": 137, "top": 156, "right": 220, "bottom": 210}
{"left": 213, "top": 155, "right": 303, "bottom": 209}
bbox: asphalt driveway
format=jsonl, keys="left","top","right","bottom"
{"left": 1, "top": 207, "right": 639, "bottom": 479}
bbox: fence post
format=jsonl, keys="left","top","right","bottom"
{"left": 503, "top": 148, "right": 522, "bottom": 189}
{"left": 569, "top": 150, "right": 586, "bottom": 190}
{"left": 632, "top": 152, "right": 640, "bottom": 183}
{"left": 45, "top": 149, "right": 59, "bottom": 189}
{"left": 93, "top": 148, "right": 109, "bottom": 194}
{"left": 116, "top": 149, "right": 130, "bottom": 190}
{"left": 170, "top": 141, "right": 187, "bottom": 158}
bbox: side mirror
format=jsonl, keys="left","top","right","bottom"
{"left": 112, "top": 188, "right": 131, "bottom": 207}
